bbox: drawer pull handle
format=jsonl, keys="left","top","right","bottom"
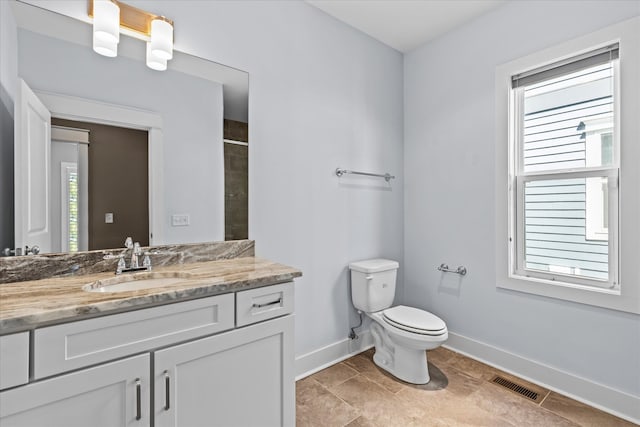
{"left": 135, "top": 378, "right": 142, "bottom": 421}
{"left": 164, "top": 371, "right": 170, "bottom": 411}
{"left": 252, "top": 298, "right": 283, "bottom": 309}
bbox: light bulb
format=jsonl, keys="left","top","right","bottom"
{"left": 93, "top": 33, "right": 118, "bottom": 57}
{"left": 93, "top": 0, "right": 120, "bottom": 45}
{"left": 150, "top": 18, "right": 173, "bottom": 61}
{"left": 146, "top": 42, "right": 167, "bottom": 71}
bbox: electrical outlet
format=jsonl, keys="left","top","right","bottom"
{"left": 105, "top": 213, "right": 114, "bottom": 224}
{"left": 171, "top": 214, "right": 190, "bottom": 227}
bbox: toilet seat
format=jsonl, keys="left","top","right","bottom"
{"left": 382, "top": 306, "right": 446, "bottom": 336}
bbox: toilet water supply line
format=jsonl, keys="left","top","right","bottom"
{"left": 349, "top": 310, "right": 364, "bottom": 340}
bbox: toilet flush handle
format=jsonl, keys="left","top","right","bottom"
{"left": 366, "top": 276, "right": 373, "bottom": 281}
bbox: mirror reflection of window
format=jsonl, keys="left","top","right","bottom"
{"left": 61, "top": 162, "right": 79, "bottom": 252}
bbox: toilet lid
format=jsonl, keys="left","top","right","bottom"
{"left": 383, "top": 306, "right": 446, "bottom": 335}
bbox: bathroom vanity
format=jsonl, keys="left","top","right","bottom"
{"left": 0, "top": 251, "right": 301, "bottom": 427}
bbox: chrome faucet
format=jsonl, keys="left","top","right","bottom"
{"left": 105, "top": 237, "right": 152, "bottom": 275}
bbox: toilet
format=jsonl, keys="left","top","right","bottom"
{"left": 349, "top": 259, "right": 447, "bottom": 384}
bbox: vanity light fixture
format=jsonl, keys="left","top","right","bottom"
{"left": 89, "top": 0, "right": 174, "bottom": 71}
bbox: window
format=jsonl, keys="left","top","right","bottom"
{"left": 60, "top": 162, "right": 79, "bottom": 252}
{"left": 495, "top": 17, "right": 640, "bottom": 314}
{"left": 509, "top": 45, "right": 619, "bottom": 290}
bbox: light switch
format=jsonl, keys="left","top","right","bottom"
{"left": 105, "top": 213, "right": 114, "bottom": 224}
{"left": 172, "top": 214, "right": 190, "bottom": 227}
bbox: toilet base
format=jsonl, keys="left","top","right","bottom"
{"left": 372, "top": 347, "right": 431, "bottom": 384}
{"left": 370, "top": 321, "right": 433, "bottom": 384}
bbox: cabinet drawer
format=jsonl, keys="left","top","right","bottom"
{"left": 0, "top": 332, "right": 29, "bottom": 390}
{"left": 236, "top": 282, "right": 294, "bottom": 327}
{"left": 34, "top": 293, "right": 234, "bottom": 379}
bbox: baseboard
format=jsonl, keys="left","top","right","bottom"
{"left": 295, "top": 330, "right": 373, "bottom": 380}
{"left": 445, "top": 332, "right": 640, "bottom": 424}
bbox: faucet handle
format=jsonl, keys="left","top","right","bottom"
{"left": 117, "top": 257, "right": 126, "bottom": 274}
{"left": 124, "top": 237, "right": 133, "bottom": 249}
{"left": 142, "top": 254, "right": 152, "bottom": 270}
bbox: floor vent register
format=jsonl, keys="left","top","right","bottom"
{"left": 490, "top": 375, "right": 544, "bottom": 403}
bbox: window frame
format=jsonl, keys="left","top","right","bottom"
{"left": 494, "top": 16, "right": 640, "bottom": 314}
{"left": 509, "top": 59, "right": 620, "bottom": 291}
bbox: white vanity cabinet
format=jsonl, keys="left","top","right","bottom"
{"left": 0, "top": 354, "right": 151, "bottom": 427}
{"left": 0, "top": 282, "right": 295, "bottom": 427}
{"left": 154, "top": 315, "right": 294, "bottom": 427}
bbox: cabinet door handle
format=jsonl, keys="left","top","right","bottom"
{"left": 252, "top": 297, "right": 282, "bottom": 308}
{"left": 164, "top": 371, "right": 170, "bottom": 411}
{"left": 135, "top": 378, "right": 142, "bottom": 421}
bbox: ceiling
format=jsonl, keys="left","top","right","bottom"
{"left": 306, "top": 0, "right": 506, "bottom": 53}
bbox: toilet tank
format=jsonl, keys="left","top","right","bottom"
{"left": 349, "top": 259, "right": 399, "bottom": 313}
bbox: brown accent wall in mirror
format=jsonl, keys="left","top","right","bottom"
{"left": 224, "top": 119, "right": 248, "bottom": 240}
{"left": 52, "top": 118, "right": 149, "bottom": 250}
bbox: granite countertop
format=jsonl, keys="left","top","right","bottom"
{"left": 0, "top": 257, "right": 302, "bottom": 334}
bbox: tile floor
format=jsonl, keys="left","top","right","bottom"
{"left": 296, "top": 347, "right": 636, "bottom": 427}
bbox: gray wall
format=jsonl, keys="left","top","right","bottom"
{"left": 20, "top": 0, "right": 404, "bottom": 361}
{"left": 130, "top": 0, "right": 405, "bottom": 357}
{"left": 0, "top": 0, "right": 18, "bottom": 251}
{"left": 17, "top": 29, "right": 224, "bottom": 246}
{"left": 404, "top": 0, "right": 639, "bottom": 398}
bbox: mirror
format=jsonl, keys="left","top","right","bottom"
{"left": 3, "top": 1, "right": 249, "bottom": 255}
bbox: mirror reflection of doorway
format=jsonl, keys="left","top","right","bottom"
{"left": 50, "top": 125, "right": 89, "bottom": 252}
{"left": 51, "top": 118, "right": 149, "bottom": 251}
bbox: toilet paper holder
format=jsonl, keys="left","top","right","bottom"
{"left": 437, "top": 263, "right": 467, "bottom": 276}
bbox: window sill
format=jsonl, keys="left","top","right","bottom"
{"left": 497, "top": 273, "right": 638, "bottom": 314}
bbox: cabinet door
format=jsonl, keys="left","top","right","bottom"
{"left": 0, "top": 332, "right": 29, "bottom": 390}
{"left": 154, "top": 315, "right": 294, "bottom": 427}
{"left": 0, "top": 354, "right": 150, "bottom": 427}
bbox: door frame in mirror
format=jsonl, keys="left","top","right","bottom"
{"left": 34, "top": 90, "right": 164, "bottom": 247}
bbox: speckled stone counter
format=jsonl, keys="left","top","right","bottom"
{"left": 0, "top": 240, "right": 255, "bottom": 284}
{"left": 0, "top": 257, "right": 302, "bottom": 334}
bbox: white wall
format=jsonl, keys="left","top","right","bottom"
{"left": 151, "top": 0, "right": 404, "bottom": 356}
{"left": 0, "top": 0, "right": 18, "bottom": 250}
{"left": 20, "top": 0, "right": 405, "bottom": 358}
{"left": 17, "top": 29, "right": 225, "bottom": 245}
{"left": 404, "top": 0, "right": 639, "bottom": 405}
{"left": 6, "top": 0, "right": 640, "bottom": 418}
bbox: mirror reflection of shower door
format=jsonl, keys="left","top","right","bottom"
{"left": 51, "top": 126, "right": 89, "bottom": 253}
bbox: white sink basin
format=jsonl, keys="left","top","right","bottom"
{"left": 83, "top": 272, "right": 197, "bottom": 293}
